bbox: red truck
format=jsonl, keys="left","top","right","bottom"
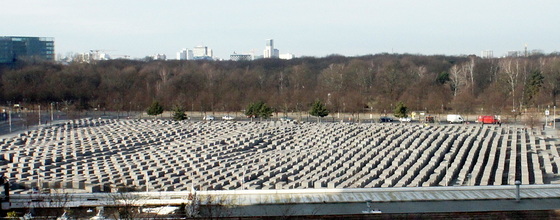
{"left": 477, "top": 115, "right": 501, "bottom": 124}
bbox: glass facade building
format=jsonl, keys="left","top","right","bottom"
{"left": 0, "top": 36, "right": 54, "bottom": 63}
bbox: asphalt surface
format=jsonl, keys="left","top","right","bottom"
{"left": 231, "top": 198, "right": 560, "bottom": 216}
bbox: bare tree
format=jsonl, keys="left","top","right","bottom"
{"left": 198, "top": 193, "right": 234, "bottom": 219}
{"left": 524, "top": 110, "right": 540, "bottom": 129}
{"left": 183, "top": 190, "right": 201, "bottom": 218}
{"left": 48, "top": 189, "right": 73, "bottom": 212}
{"left": 376, "top": 60, "right": 413, "bottom": 102}
{"left": 105, "top": 189, "right": 144, "bottom": 220}
{"left": 6, "top": 54, "right": 560, "bottom": 117}
{"left": 542, "top": 57, "right": 560, "bottom": 106}
{"left": 28, "top": 189, "right": 73, "bottom": 217}
{"left": 277, "top": 197, "right": 298, "bottom": 219}
{"left": 465, "top": 56, "right": 476, "bottom": 94}
{"left": 448, "top": 64, "right": 466, "bottom": 97}
{"left": 499, "top": 58, "right": 522, "bottom": 111}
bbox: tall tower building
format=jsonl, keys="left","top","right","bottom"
{"left": 177, "top": 49, "right": 194, "bottom": 60}
{"left": 264, "top": 39, "right": 279, "bottom": 58}
{"left": 481, "top": 50, "right": 493, "bottom": 59}
{"left": 193, "top": 46, "right": 208, "bottom": 57}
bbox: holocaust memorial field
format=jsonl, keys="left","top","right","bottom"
{"left": 0, "top": 119, "right": 558, "bottom": 194}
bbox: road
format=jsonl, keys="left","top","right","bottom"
{"left": 5, "top": 185, "right": 560, "bottom": 216}
{"left": 0, "top": 110, "right": 144, "bottom": 137}
{"left": 234, "top": 198, "right": 560, "bottom": 216}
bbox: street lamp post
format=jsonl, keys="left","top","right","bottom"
{"left": 515, "top": 180, "right": 521, "bottom": 202}
{"left": 546, "top": 106, "right": 550, "bottom": 128}
{"left": 8, "top": 109, "right": 11, "bottom": 133}
{"left": 554, "top": 106, "right": 556, "bottom": 129}
{"left": 50, "top": 103, "right": 54, "bottom": 123}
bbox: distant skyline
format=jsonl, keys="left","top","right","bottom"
{"left": 3, "top": 1, "right": 559, "bottom": 59}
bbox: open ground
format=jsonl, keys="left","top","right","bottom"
{"left": 0, "top": 117, "right": 559, "bottom": 194}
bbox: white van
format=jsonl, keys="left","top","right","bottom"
{"left": 447, "top": 114, "right": 464, "bottom": 123}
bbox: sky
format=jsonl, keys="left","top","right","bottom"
{"left": 3, "top": 1, "right": 560, "bottom": 59}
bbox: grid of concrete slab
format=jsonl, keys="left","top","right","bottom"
{"left": 0, "top": 118, "right": 558, "bottom": 194}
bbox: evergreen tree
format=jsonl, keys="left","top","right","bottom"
{"left": 309, "top": 100, "right": 329, "bottom": 122}
{"left": 244, "top": 102, "right": 261, "bottom": 118}
{"left": 524, "top": 69, "right": 544, "bottom": 106}
{"left": 258, "top": 103, "right": 273, "bottom": 119}
{"left": 172, "top": 105, "right": 187, "bottom": 121}
{"left": 393, "top": 101, "right": 408, "bottom": 118}
{"left": 245, "top": 101, "right": 273, "bottom": 119}
{"left": 147, "top": 101, "right": 164, "bottom": 118}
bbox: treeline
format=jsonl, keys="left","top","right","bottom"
{"left": 1, "top": 53, "right": 560, "bottom": 115}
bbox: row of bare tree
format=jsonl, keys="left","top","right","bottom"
{"left": 1, "top": 53, "right": 560, "bottom": 115}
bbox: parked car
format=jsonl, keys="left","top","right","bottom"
{"left": 203, "top": 115, "right": 215, "bottom": 121}
{"left": 425, "top": 116, "right": 435, "bottom": 123}
{"left": 399, "top": 117, "right": 412, "bottom": 122}
{"left": 280, "top": 116, "right": 294, "bottom": 122}
{"left": 222, "top": 115, "right": 235, "bottom": 120}
{"left": 379, "top": 116, "right": 393, "bottom": 122}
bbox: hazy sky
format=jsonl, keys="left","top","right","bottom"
{"left": 3, "top": 1, "right": 559, "bottom": 59}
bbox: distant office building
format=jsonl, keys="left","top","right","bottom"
{"left": 193, "top": 46, "right": 208, "bottom": 57}
{"left": 0, "top": 36, "right": 54, "bottom": 63}
{"left": 192, "top": 46, "right": 213, "bottom": 60}
{"left": 264, "top": 39, "right": 279, "bottom": 59}
{"left": 97, "top": 53, "right": 111, "bottom": 60}
{"left": 481, "top": 50, "right": 493, "bottom": 59}
{"left": 177, "top": 49, "right": 194, "bottom": 60}
{"left": 507, "top": 51, "right": 519, "bottom": 57}
{"left": 74, "top": 50, "right": 112, "bottom": 63}
{"left": 279, "top": 53, "right": 295, "bottom": 60}
{"left": 230, "top": 52, "right": 253, "bottom": 61}
{"left": 531, "top": 49, "right": 544, "bottom": 56}
{"left": 153, "top": 53, "right": 167, "bottom": 60}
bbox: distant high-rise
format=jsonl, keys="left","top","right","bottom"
{"left": 177, "top": 49, "right": 194, "bottom": 60}
{"left": 193, "top": 46, "right": 208, "bottom": 57}
{"left": 0, "top": 36, "right": 54, "bottom": 63}
{"left": 481, "top": 50, "right": 493, "bottom": 59}
{"left": 192, "top": 46, "right": 213, "bottom": 60}
{"left": 263, "top": 39, "right": 279, "bottom": 59}
{"left": 152, "top": 53, "right": 166, "bottom": 60}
